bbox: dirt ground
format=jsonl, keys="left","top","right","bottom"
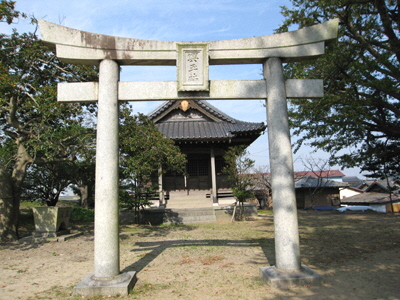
{"left": 0, "top": 210, "right": 399, "bottom": 300}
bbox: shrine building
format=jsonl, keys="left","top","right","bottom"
{"left": 149, "top": 99, "right": 266, "bottom": 207}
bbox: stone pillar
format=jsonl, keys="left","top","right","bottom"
{"left": 210, "top": 147, "right": 218, "bottom": 204}
{"left": 264, "top": 58, "right": 300, "bottom": 271}
{"left": 94, "top": 59, "right": 121, "bottom": 278}
{"left": 158, "top": 166, "right": 164, "bottom": 206}
{"left": 74, "top": 59, "right": 137, "bottom": 296}
{"left": 260, "top": 58, "right": 321, "bottom": 288}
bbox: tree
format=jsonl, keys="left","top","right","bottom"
{"left": 119, "top": 107, "right": 186, "bottom": 223}
{"left": 297, "top": 156, "right": 337, "bottom": 208}
{"left": 0, "top": 1, "right": 98, "bottom": 241}
{"left": 69, "top": 151, "right": 96, "bottom": 209}
{"left": 21, "top": 162, "right": 76, "bottom": 206}
{"left": 252, "top": 165, "right": 273, "bottom": 208}
{"left": 277, "top": 0, "right": 400, "bottom": 179}
{"left": 0, "top": 163, "right": 14, "bottom": 241}
{"left": 223, "top": 145, "right": 255, "bottom": 221}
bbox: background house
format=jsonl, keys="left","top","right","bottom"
{"left": 340, "top": 193, "right": 400, "bottom": 213}
{"left": 340, "top": 186, "right": 365, "bottom": 199}
{"left": 253, "top": 173, "right": 348, "bottom": 209}
{"left": 294, "top": 170, "right": 346, "bottom": 182}
{"left": 294, "top": 176, "right": 348, "bottom": 209}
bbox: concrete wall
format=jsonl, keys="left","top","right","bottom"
{"left": 340, "top": 188, "right": 363, "bottom": 199}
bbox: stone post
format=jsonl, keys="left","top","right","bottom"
{"left": 158, "top": 166, "right": 164, "bottom": 206}
{"left": 260, "top": 58, "right": 321, "bottom": 287}
{"left": 94, "top": 59, "right": 121, "bottom": 278}
{"left": 74, "top": 59, "right": 137, "bottom": 296}
{"left": 264, "top": 58, "right": 301, "bottom": 271}
{"left": 210, "top": 147, "right": 218, "bottom": 204}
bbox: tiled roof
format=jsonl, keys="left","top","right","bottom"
{"left": 295, "top": 176, "right": 349, "bottom": 189}
{"left": 341, "top": 192, "right": 400, "bottom": 205}
{"left": 342, "top": 176, "right": 361, "bottom": 183}
{"left": 294, "top": 170, "right": 346, "bottom": 178}
{"left": 148, "top": 100, "right": 236, "bottom": 123}
{"left": 156, "top": 120, "right": 264, "bottom": 141}
{"left": 149, "top": 100, "right": 266, "bottom": 142}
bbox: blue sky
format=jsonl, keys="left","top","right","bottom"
{"left": 2, "top": 0, "right": 363, "bottom": 177}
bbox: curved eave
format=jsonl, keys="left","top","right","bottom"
{"left": 156, "top": 121, "right": 265, "bottom": 145}
{"left": 38, "top": 19, "right": 338, "bottom": 65}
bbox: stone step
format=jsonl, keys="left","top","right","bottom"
{"left": 166, "top": 197, "right": 212, "bottom": 209}
{"left": 164, "top": 207, "right": 216, "bottom": 224}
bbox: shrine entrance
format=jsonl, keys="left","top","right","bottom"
{"left": 39, "top": 18, "right": 338, "bottom": 296}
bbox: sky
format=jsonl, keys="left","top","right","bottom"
{"left": 2, "top": 0, "right": 364, "bottom": 177}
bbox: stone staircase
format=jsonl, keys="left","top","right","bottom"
{"left": 163, "top": 190, "right": 216, "bottom": 224}
{"left": 166, "top": 190, "right": 212, "bottom": 208}
{"left": 164, "top": 207, "right": 216, "bottom": 224}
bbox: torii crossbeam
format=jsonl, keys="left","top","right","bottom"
{"left": 39, "top": 19, "right": 338, "bottom": 296}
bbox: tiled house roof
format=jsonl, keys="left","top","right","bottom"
{"left": 294, "top": 170, "right": 346, "bottom": 178}
{"left": 294, "top": 176, "right": 349, "bottom": 189}
{"left": 148, "top": 100, "right": 266, "bottom": 144}
{"left": 341, "top": 192, "right": 400, "bottom": 205}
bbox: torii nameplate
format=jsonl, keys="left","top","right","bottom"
{"left": 177, "top": 43, "right": 209, "bottom": 92}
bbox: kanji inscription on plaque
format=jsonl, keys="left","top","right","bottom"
{"left": 177, "top": 43, "right": 209, "bottom": 91}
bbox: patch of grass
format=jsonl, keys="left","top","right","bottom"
{"left": 257, "top": 209, "right": 273, "bottom": 216}
{"left": 130, "top": 282, "right": 170, "bottom": 296}
{"left": 70, "top": 206, "right": 94, "bottom": 222}
{"left": 17, "top": 269, "right": 27, "bottom": 273}
{"left": 20, "top": 200, "right": 45, "bottom": 209}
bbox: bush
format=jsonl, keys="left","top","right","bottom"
{"left": 70, "top": 206, "right": 94, "bottom": 222}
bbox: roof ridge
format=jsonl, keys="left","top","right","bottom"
{"left": 148, "top": 101, "right": 173, "bottom": 119}
{"left": 148, "top": 100, "right": 265, "bottom": 130}
{"left": 196, "top": 100, "right": 235, "bottom": 123}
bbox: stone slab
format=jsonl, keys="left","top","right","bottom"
{"left": 177, "top": 43, "right": 209, "bottom": 91}
{"left": 38, "top": 19, "right": 338, "bottom": 65}
{"left": 260, "top": 265, "right": 322, "bottom": 289}
{"left": 32, "top": 206, "right": 71, "bottom": 232}
{"left": 58, "top": 79, "right": 323, "bottom": 102}
{"left": 19, "top": 231, "right": 83, "bottom": 244}
{"left": 33, "top": 229, "right": 71, "bottom": 238}
{"left": 73, "top": 272, "right": 137, "bottom": 296}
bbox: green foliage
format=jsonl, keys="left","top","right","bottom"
{"left": 119, "top": 106, "right": 187, "bottom": 223}
{"left": 223, "top": 145, "right": 255, "bottom": 203}
{"left": 0, "top": 6, "right": 98, "bottom": 164}
{"left": 119, "top": 184, "right": 155, "bottom": 210}
{"left": 70, "top": 206, "right": 94, "bottom": 222}
{"left": 21, "top": 162, "right": 76, "bottom": 206}
{"left": 69, "top": 149, "right": 96, "bottom": 208}
{"left": 0, "top": 1, "right": 25, "bottom": 24}
{"left": 119, "top": 107, "right": 186, "bottom": 182}
{"left": 277, "top": 0, "right": 400, "bottom": 179}
{"left": 0, "top": 3, "right": 98, "bottom": 240}
{"left": 223, "top": 145, "right": 255, "bottom": 220}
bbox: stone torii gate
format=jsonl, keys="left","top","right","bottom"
{"left": 39, "top": 19, "right": 338, "bottom": 296}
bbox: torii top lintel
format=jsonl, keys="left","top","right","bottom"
{"left": 38, "top": 19, "right": 338, "bottom": 66}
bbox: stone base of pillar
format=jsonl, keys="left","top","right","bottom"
{"left": 260, "top": 265, "right": 322, "bottom": 289}
{"left": 212, "top": 196, "right": 218, "bottom": 204}
{"left": 73, "top": 272, "right": 137, "bottom": 296}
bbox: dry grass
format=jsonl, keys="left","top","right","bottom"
{"left": 1, "top": 210, "right": 399, "bottom": 300}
